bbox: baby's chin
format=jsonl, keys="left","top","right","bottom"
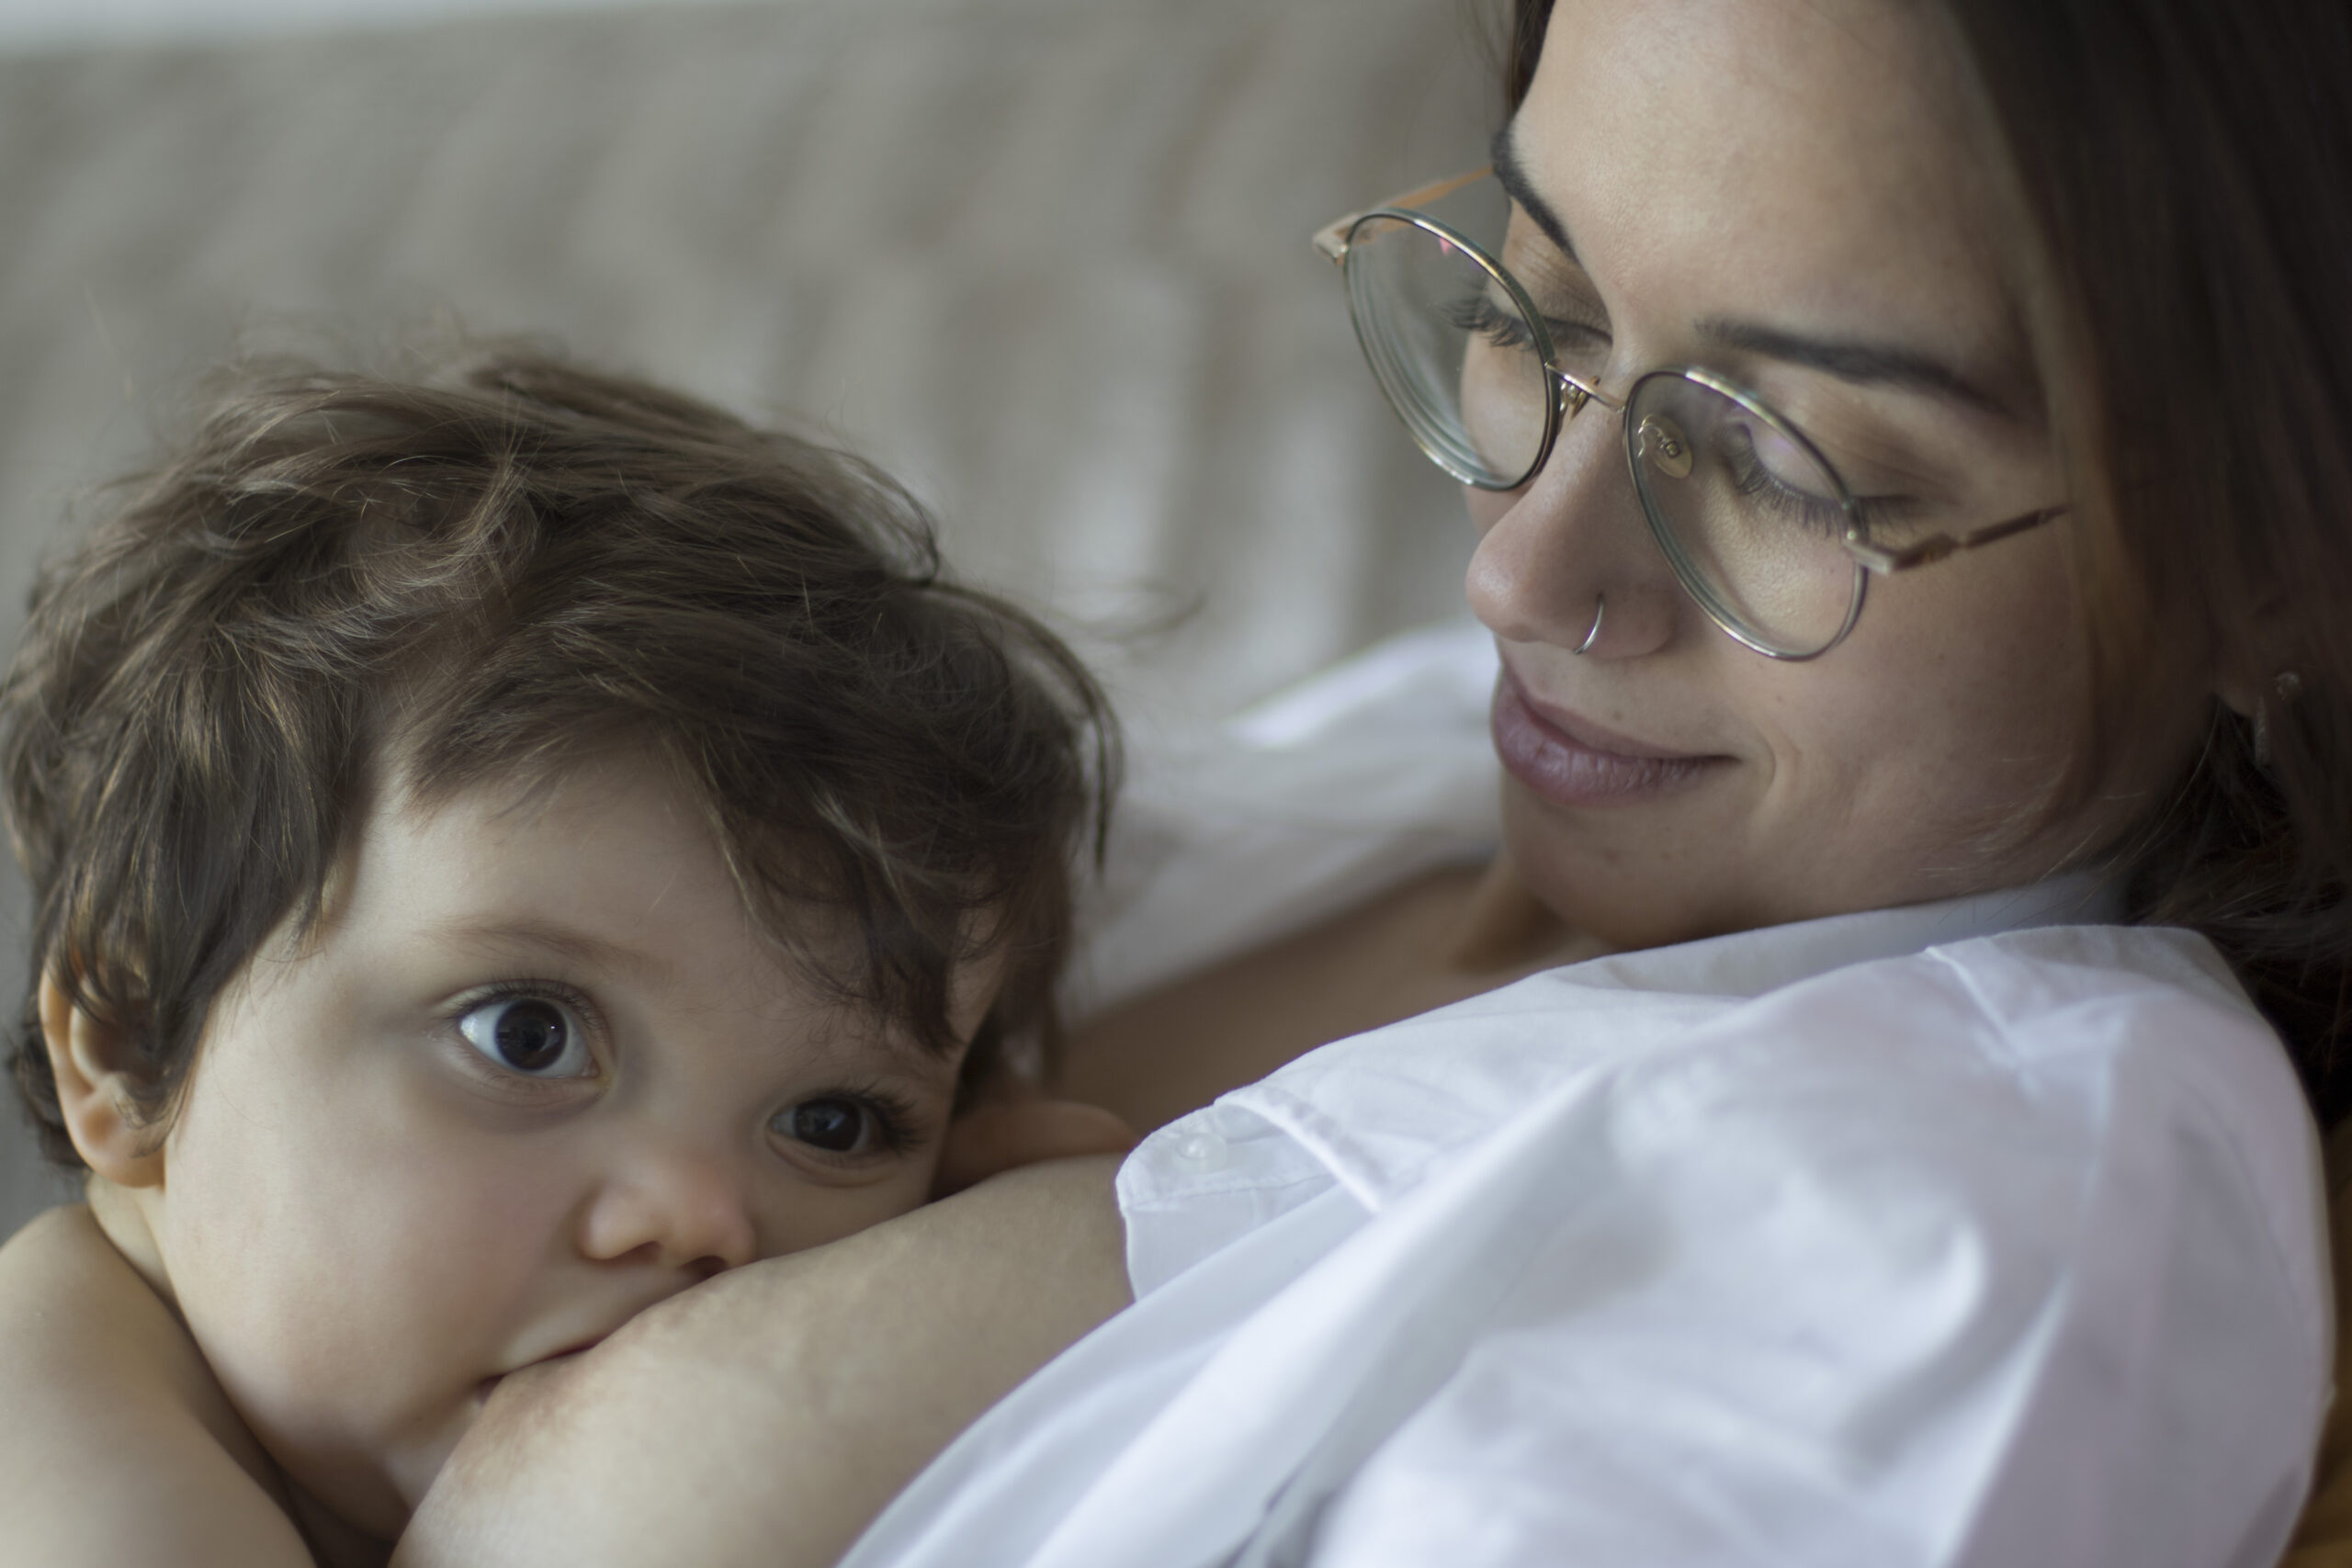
{"left": 392, "top": 1349, "right": 597, "bottom": 1509}
{"left": 262, "top": 1394, "right": 487, "bottom": 1550}
{"left": 274, "top": 1462, "right": 422, "bottom": 1560}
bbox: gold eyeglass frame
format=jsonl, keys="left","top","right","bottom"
{"left": 1314, "top": 168, "right": 2067, "bottom": 660}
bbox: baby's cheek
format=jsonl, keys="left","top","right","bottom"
{"left": 930, "top": 1100, "right": 1139, "bottom": 1197}
{"left": 760, "top": 1164, "right": 939, "bottom": 1259}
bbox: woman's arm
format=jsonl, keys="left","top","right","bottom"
{"left": 391, "top": 1155, "right": 1130, "bottom": 1568}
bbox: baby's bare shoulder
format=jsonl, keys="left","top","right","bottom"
{"left": 0, "top": 1205, "right": 312, "bottom": 1568}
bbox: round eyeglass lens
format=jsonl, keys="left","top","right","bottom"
{"left": 1343, "top": 212, "right": 1551, "bottom": 489}
{"left": 1625, "top": 373, "right": 1865, "bottom": 658}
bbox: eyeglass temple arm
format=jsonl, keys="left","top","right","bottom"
{"left": 1313, "top": 166, "right": 1498, "bottom": 266}
{"left": 1312, "top": 218, "right": 1352, "bottom": 266}
{"left": 1845, "top": 506, "right": 2068, "bottom": 575}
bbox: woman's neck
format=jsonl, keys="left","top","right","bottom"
{"left": 1062, "top": 852, "right": 1608, "bottom": 1133}
{"left": 1441, "top": 852, "right": 1601, "bottom": 976}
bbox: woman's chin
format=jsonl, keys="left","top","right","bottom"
{"left": 1489, "top": 740, "right": 1772, "bottom": 957}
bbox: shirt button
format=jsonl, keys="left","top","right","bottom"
{"left": 1174, "top": 1131, "right": 1231, "bottom": 1172}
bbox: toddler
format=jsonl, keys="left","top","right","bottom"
{"left": 0, "top": 344, "right": 1117, "bottom": 1565}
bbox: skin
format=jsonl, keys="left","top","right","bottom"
{"left": 395, "top": 1155, "right": 1132, "bottom": 1568}
{"left": 1069, "top": 0, "right": 2212, "bottom": 1131}
{"left": 1453, "top": 0, "right": 2202, "bottom": 953}
{"left": 78, "top": 2, "right": 2249, "bottom": 1563}
{"left": 0, "top": 751, "right": 1070, "bottom": 1566}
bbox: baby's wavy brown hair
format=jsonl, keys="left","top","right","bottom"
{"left": 3, "top": 340, "right": 1114, "bottom": 1169}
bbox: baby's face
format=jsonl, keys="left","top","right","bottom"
{"left": 130, "top": 754, "right": 977, "bottom": 1538}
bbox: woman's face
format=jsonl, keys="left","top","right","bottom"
{"left": 1472, "top": 0, "right": 2202, "bottom": 947}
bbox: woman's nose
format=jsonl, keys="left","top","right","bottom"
{"left": 578, "top": 1143, "right": 760, "bottom": 1278}
{"left": 1464, "top": 413, "right": 1679, "bottom": 660}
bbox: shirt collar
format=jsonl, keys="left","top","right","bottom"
{"left": 1558, "top": 869, "right": 2129, "bottom": 1004}
{"left": 1190, "top": 871, "right": 2133, "bottom": 1217}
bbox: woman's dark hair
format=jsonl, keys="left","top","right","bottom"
{"left": 1502, "top": 0, "right": 2352, "bottom": 1121}
{"left": 4, "top": 341, "right": 1114, "bottom": 1168}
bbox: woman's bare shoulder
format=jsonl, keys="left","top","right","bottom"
{"left": 0, "top": 1204, "right": 311, "bottom": 1567}
{"left": 1064, "top": 858, "right": 1598, "bottom": 1132}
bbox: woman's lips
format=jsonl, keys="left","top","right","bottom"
{"left": 1489, "top": 667, "right": 1727, "bottom": 807}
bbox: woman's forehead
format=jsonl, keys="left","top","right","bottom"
{"left": 1517, "top": 0, "right": 2033, "bottom": 410}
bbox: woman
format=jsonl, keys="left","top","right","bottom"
{"left": 397, "top": 0, "right": 2352, "bottom": 1562}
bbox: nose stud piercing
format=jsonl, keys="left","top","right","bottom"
{"left": 1572, "top": 592, "right": 1606, "bottom": 656}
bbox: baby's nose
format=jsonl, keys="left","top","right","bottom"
{"left": 577, "top": 1145, "right": 759, "bottom": 1276}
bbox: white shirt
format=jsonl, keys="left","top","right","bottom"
{"left": 1065, "top": 619, "right": 1504, "bottom": 1021}
{"left": 847, "top": 626, "right": 2332, "bottom": 1568}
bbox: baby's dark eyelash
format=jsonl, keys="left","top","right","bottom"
{"left": 444, "top": 978, "right": 604, "bottom": 1078}
{"left": 848, "top": 1087, "right": 922, "bottom": 1153}
{"left": 785, "top": 1084, "right": 924, "bottom": 1157}
{"left": 451, "top": 976, "right": 597, "bottom": 1023}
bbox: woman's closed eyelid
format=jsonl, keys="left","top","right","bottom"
{"left": 1502, "top": 220, "right": 1600, "bottom": 291}
{"left": 1546, "top": 314, "right": 1611, "bottom": 347}
{"left": 1518, "top": 276, "right": 1611, "bottom": 347}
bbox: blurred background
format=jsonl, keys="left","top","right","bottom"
{"left": 0, "top": 0, "right": 1494, "bottom": 1233}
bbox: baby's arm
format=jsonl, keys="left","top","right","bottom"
{"left": 0, "top": 1205, "right": 312, "bottom": 1568}
{"left": 394, "top": 1155, "right": 1130, "bottom": 1568}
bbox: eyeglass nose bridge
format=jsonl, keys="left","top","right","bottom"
{"left": 1550, "top": 365, "right": 1625, "bottom": 423}
{"left": 1518, "top": 364, "right": 1634, "bottom": 491}
{"left": 1551, "top": 370, "right": 1705, "bottom": 492}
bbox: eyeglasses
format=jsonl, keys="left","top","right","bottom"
{"left": 1313, "top": 168, "right": 2065, "bottom": 660}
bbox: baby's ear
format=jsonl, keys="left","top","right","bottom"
{"left": 39, "top": 972, "right": 166, "bottom": 1188}
{"left": 933, "top": 1100, "right": 1137, "bottom": 1199}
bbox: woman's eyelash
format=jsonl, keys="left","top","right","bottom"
{"left": 1445, "top": 294, "right": 1608, "bottom": 353}
{"left": 1720, "top": 427, "right": 1920, "bottom": 536}
{"left": 1723, "top": 433, "right": 1843, "bottom": 530}
{"left": 1445, "top": 294, "right": 1526, "bottom": 347}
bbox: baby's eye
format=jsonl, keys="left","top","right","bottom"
{"left": 774, "top": 1096, "right": 899, "bottom": 1157}
{"left": 457, "top": 995, "right": 594, "bottom": 1078}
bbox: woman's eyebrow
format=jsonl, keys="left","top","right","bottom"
{"left": 1491, "top": 124, "right": 2030, "bottom": 423}
{"left": 1694, "top": 317, "right": 2020, "bottom": 418}
{"left": 1490, "top": 125, "right": 1580, "bottom": 264}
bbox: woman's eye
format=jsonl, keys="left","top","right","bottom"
{"left": 456, "top": 995, "right": 594, "bottom": 1078}
{"left": 1447, "top": 291, "right": 1536, "bottom": 351}
{"left": 1719, "top": 423, "right": 1847, "bottom": 531}
{"left": 1446, "top": 292, "right": 1610, "bottom": 375}
{"left": 775, "top": 1097, "right": 891, "bottom": 1156}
